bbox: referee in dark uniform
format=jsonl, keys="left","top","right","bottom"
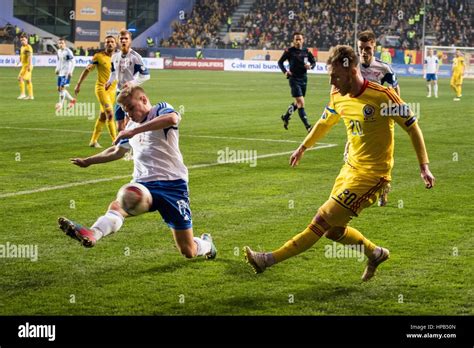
{"left": 278, "top": 32, "right": 316, "bottom": 132}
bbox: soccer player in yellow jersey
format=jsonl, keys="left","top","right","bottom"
{"left": 17, "top": 34, "right": 34, "bottom": 100}
{"left": 450, "top": 50, "right": 465, "bottom": 101}
{"left": 75, "top": 36, "right": 118, "bottom": 148}
{"left": 245, "top": 45, "right": 436, "bottom": 281}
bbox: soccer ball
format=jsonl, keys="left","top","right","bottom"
{"left": 116, "top": 183, "right": 152, "bottom": 216}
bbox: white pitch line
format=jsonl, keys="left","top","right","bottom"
{"left": 0, "top": 144, "right": 336, "bottom": 199}
{"left": 0, "top": 126, "right": 326, "bottom": 145}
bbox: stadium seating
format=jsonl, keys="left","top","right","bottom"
{"left": 161, "top": 0, "right": 472, "bottom": 50}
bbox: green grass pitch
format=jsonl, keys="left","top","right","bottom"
{"left": 0, "top": 67, "right": 472, "bottom": 315}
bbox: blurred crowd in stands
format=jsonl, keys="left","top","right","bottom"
{"left": 161, "top": 0, "right": 472, "bottom": 50}
{"left": 160, "top": 0, "right": 240, "bottom": 48}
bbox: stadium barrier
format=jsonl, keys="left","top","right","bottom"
{"left": 0, "top": 55, "right": 455, "bottom": 77}
{"left": 163, "top": 58, "right": 224, "bottom": 70}
{"left": 391, "top": 63, "right": 453, "bottom": 78}
{"left": 0, "top": 55, "right": 164, "bottom": 69}
{"left": 224, "top": 59, "right": 328, "bottom": 74}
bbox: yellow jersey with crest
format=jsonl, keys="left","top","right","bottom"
{"left": 319, "top": 80, "right": 418, "bottom": 179}
{"left": 91, "top": 51, "right": 116, "bottom": 89}
{"left": 20, "top": 44, "right": 33, "bottom": 66}
{"left": 452, "top": 56, "right": 465, "bottom": 75}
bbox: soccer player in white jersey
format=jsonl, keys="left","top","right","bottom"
{"left": 423, "top": 49, "right": 439, "bottom": 98}
{"left": 55, "top": 38, "right": 76, "bottom": 112}
{"left": 58, "top": 86, "right": 217, "bottom": 260}
{"left": 358, "top": 31, "right": 400, "bottom": 95}
{"left": 105, "top": 29, "right": 150, "bottom": 133}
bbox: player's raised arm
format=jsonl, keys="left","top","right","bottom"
{"left": 290, "top": 101, "right": 340, "bottom": 167}
{"left": 113, "top": 111, "right": 179, "bottom": 145}
{"left": 70, "top": 145, "right": 128, "bottom": 167}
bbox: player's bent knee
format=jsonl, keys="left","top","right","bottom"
{"left": 108, "top": 200, "right": 128, "bottom": 217}
{"left": 325, "top": 226, "right": 346, "bottom": 241}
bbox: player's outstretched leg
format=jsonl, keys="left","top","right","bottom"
{"left": 244, "top": 220, "right": 326, "bottom": 274}
{"left": 58, "top": 217, "right": 97, "bottom": 247}
{"left": 59, "top": 201, "right": 126, "bottom": 248}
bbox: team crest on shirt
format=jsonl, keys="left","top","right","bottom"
{"left": 363, "top": 105, "right": 376, "bottom": 121}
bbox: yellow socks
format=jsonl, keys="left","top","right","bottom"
{"left": 335, "top": 226, "right": 377, "bottom": 259}
{"left": 106, "top": 119, "right": 117, "bottom": 141}
{"left": 456, "top": 85, "right": 462, "bottom": 97}
{"left": 90, "top": 119, "right": 105, "bottom": 144}
{"left": 26, "top": 81, "right": 33, "bottom": 97}
{"left": 272, "top": 222, "right": 325, "bottom": 263}
{"left": 19, "top": 81, "right": 25, "bottom": 95}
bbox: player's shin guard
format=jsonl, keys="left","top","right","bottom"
{"left": 297, "top": 108, "right": 311, "bottom": 129}
{"left": 91, "top": 119, "right": 105, "bottom": 144}
{"left": 456, "top": 85, "right": 462, "bottom": 97}
{"left": 106, "top": 119, "right": 117, "bottom": 141}
{"left": 91, "top": 210, "right": 124, "bottom": 241}
{"left": 19, "top": 81, "right": 25, "bottom": 95}
{"left": 272, "top": 222, "right": 325, "bottom": 263}
{"left": 434, "top": 84, "right": 438, "bottom": 97}
{"left": 335, "top": 226, "right": 377, "bottom": 259}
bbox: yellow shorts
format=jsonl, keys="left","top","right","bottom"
{"left": 19, "top": 66, "right": 32, "bottom": 81}
{"left": 95, "top": 86, "right": 116, "bottom": 113}
{"left": 451, "top": 73, "right": 463, "bottom": 86}
{"left": 318, "top": 164, "right": 390, "bottom": 227}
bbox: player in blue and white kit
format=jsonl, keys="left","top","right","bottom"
{"left": 55, "top": 38, "right": 76, "bottom": 112}
{"left": 105, "top": 29, "right": 150, "bottom": 132}
{"left": 423, "top": 48, "right": 439, "bottom": 98}
{"left": 58, "top": 86, "right": 217, "bottom": 260}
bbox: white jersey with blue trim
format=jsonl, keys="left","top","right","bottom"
{"left": 359, "top": 57, "right": 398, "bottom": 87}
{"left": 424, "top": 55, "right": 439, "bottom": 74}
{"left": 110, "top": 49, "right": 150, "bottom": 90}
{"left": 117, "top": 102, "right": 188, "bottom": 183}
{"left": 56, "top": 48, "right": 75, "bottom": 76}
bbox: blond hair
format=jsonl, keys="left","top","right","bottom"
{"left": 119, "top": 29, "right": 132, "bottom": 39}
{"left": 117, "top": 86, "right": 145, "bottom": 106}
{"left": 326, "top": 45, "right": 359, "bottom": 68}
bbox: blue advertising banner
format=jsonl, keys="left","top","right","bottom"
{"left": 101, "top": 0, "right": 127, "bottom": 21}
{"left": 75, "top": 20, "right": 101, "bottom": 42}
